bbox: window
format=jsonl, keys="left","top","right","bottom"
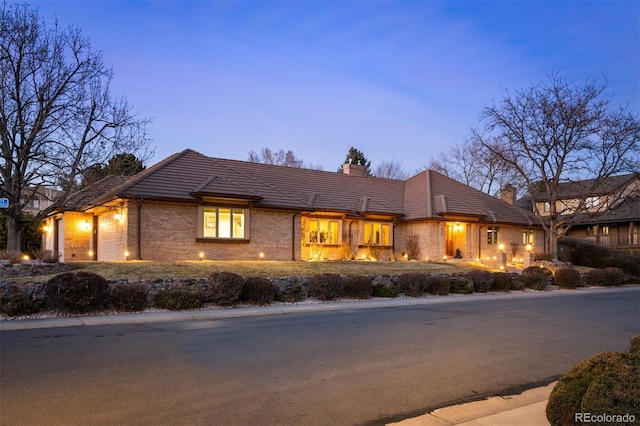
{"left": 523, "top": 229, "right": 535, "bottom": 245}
{"left": 363, "top": 222, "right": 391, "bottom": 245}
{"left": 487, "top": 226, "right": 499, "bottom": 245}
{"left": 543, "top": 202, "right": 551, "bottom": 213}
{"left": 585, "top": 196, "right": 600, "bottom": 209}
{"left": 308, "top": 218, "right": 340, "bottom": 244}
{"left": 202, "top": 207, "right": 245, "bottom": 239}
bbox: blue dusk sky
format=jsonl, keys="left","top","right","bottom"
{"left": 33, "top": 1, "right": 639, "bottom": 173}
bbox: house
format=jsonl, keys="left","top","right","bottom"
{"left": 43, "top": 149, "right": 544, "bottom": 263}
{"left": 19, "top": 187, "right": 61, "bottom": 216}
{"left": 533, "top": 173, "right": 640, "bottom": 250}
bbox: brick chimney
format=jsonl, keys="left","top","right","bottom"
{"left": 500, "top": 184, "right": 517, "bottom": 205}
{"left": 342, "top": 159, "right": 367, "bottom": 177}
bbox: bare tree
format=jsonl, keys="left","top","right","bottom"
{"left": 472, "top": 73, "right": 640, "bottom": 258}
{"left": 0, "top": 3, "right": 152, "bottom": 251}
{"left": 248, "top": 148, "right": 304, "bottom": 167}
{"left": 373, "top": 159, "right": 409, "bottom": 180}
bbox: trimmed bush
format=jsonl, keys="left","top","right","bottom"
{"left": 449, "top": 277, "right": 474, "bottom": 294}
{"left": 45, "top": 271, "right": 110, "bottom": 313}
{"left": 343, "top": 276, "right": 373, "bottom": 299}
{"left": 208, "top": 272, "right": 245, "bottom": 306}
{"left": 520, "top": 266, "right": 552, "bottom": 290}
{"left": 546, "top": 352, "right": 627, "bottom": 426}
{"left": 153, "top": 288, "right": 202, "bottom": 310}
{"left": 241, "top": 277, "right": 275, "bottom": 305}
{"left": 466, "top": 270, "right": 493, "bottom": 293}
{"left": 603, "top": 267, "right": 626, "bottom": 286}
{"left": 111, "top": 284, "right": 148, "bottom": 312}
{"left": 584, "top": 268, "right": 608, "bottom": 286}
{"left": 372, "top": 283, "right": 398, "bottom": 298}
{"left": 0, "top": 293, "right": 41, "bottom": 316}
{"left": 546, "top": 335, "right": 640, "bottom": 426}
{"left": 553, "top": 268, "right": 580, "bottom": 289}
{"left": 492, "top": 272, "right": 512, "bottom": 292}
{"left": 426, "top": 276, "right": 450, "bottom": 296}
{"left": 308, "top": 273, "right": 344, "bottom": 301}
{"left": 396, "top": 273, "right": 428, "bottom": 297}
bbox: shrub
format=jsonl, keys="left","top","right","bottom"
{"left": 33, "top": 249, "right": 59, "bottom": 263}
{"left": 510, "top": 278, "right": 525, "bottom": 291}
{"left": 546, "top": 336, "right": 640, "bottom": 426}
{"left": 553, "top": 268, "right": 580, "bottom": 289}
{"left": 396, "top": 273, "right": 428, "bottom": 297}
{"left": 559, "top": 237, "right": 640, "bottom": 276}
{"left": 275, "top": 284, "right": 303, "bottom": 303}
{"left": 343, "top": 276, "right": 372, "bottom": 299}
{"left": 153, "top": 288, "right": 202, "bottom": 310}
{"left": 492, "top": 272, "right": 512, "bottom": 292}
{"left": 603, "top": 267, "right": 626, "bottom": 286}
{"left": 546, "top": 352, "right": 627, "bottom": 426}
{"left": 0, "top": 250, "right": 24, "bottom": 264}
{"left": 208, "top": 272, "right": 245, "bottom": 306}
{"left": 426, "top": 276, "right": 450, "bottom": 296}
{"left": 466, "top": 270, "right": 494, "bottom": 293}
{"left": 45, "top": 271, "right": 110, "bottom": 313}
{"left": 111, "top": 284, "right": 148, "bottom": 311}
{"left": 308, "top": 273, "right": 344, "bottom": 301}
{"left": 449, "top": 277, "right": 474, "bottom": 294}
{"left": 0, "top": 293, "right": 41, "bottom": 316}
{"left": 241, "top": 277, "right": 275, "bottom": 305}
{"left": 372, "top": 283, "right": 398, "bottom": 298}
{"left": 584, "top": 269, "right": 608, "bottom": 286}
{"left": 520, "top": 267, "right": 552, "bottom": 290}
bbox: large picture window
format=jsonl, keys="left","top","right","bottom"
{"left": 202, "top": 207, "right": 245, "bottom": 239}
{"left": 363, "top": 222, "right": 391, "bottom": 246}
{"left": 308, "top": 218, "right": 340, "bottom": 244}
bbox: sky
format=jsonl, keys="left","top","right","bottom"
{"left": 32, "top": 0, "right": 639, "bottom": 173}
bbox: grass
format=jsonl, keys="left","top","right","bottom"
{"left": 60, "top": 259, "right": 477, "bottom": 281}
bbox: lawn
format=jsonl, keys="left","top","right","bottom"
{"left": 67, "top": 260, "right": 478, "bottom": 281}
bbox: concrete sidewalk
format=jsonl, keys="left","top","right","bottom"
{"left": 388, "top": 381, "right": 555, "bottom": 426}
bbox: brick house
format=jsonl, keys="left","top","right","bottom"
{"left": 43, "top": 149, "right": 544, "bottom": 262}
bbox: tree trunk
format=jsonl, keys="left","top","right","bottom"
{"left": 6, "top": 215, "right": 22, "bottom": 252}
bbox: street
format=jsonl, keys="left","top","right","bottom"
{"left": 1, "top": 288, "right": 639, "bottom": 425}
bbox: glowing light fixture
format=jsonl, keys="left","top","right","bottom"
{"left": 259, "top": 252, "right": 264, "bottom": 261}
{"left": 199, "top": 252, "right": 205, "bottom": 260}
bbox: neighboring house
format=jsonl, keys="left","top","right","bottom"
{"left": 19, "top": 187, "right": 61, "bottom": 216}
{"left": 533, "top": 172, "right": 640, "bottom": 250}
{"left": 43, "top": 149, "right": 544, "bottom": 262}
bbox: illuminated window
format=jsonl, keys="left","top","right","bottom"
{"left": 523, "top": 229, "right": 535, "bottom": 245}
{"left": 364, "top": 222, "right": 391, "bottom": 245}
{"left": 202, "top": 207, "right": 245, "bottom": 239}
{"left": 308, "top": 218, "right": 340, "bottom": 244}
{"left": 487, "top": 226, "right": 500, "bottom": 245}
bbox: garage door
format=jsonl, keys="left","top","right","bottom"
{"left": 97, "top": 212, "right": 122, "bottom": 261}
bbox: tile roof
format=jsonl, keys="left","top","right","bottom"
{"left": 63, "top": 149, "right": 540, "bottom": 226}
{"left": 534, "top": 172, "right": 640, "bottom": 201}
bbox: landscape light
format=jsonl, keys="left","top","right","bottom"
{"left": 199, "top": 252, "right": 205, "bottom": 260}
{"left": 259, "top": 252, "right": 265, "bottom": 261}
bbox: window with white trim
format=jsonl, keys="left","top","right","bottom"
{"left": 202, "top": 207, "right": 246, "bottom": 239}
{"left": 363, "top": 222, "right": 391, "bottom": 246}
{"left": 523, "top": 229, "right": 535, "bottom": 245}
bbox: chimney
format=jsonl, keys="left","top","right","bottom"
{"left": 500, "top": 184, "right": 517, "bottom": 205}
{"left": 342, "top": 159, "right": 367, "bottom": 177}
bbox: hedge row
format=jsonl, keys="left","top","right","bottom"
{"left": 1, "top": 266, "right": 635, "bottom": 317}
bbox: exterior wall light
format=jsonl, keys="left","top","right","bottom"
{"left": 199, "top": 252, "right": 205, "bottom": 260}
{"left": 124, "top": 251, "right": 130, "bottom": 261}
{"left": 498, "top": 243, "right": 505, "bottom": 252}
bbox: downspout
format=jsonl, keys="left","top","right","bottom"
{"left": 478, "top": 224, "right": 487, "bottom": 261}
{"left": 292, "top": 211, "right": 300, "bottom": 260}
{"left": 137, "top": 200, "right": 144, "bottom": 260}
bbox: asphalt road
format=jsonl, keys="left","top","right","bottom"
{"left": 1, "top": 288, "right": 639, "bottom": 426}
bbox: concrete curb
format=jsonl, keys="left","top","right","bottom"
{"left": 1, "top": 285, "right": 637, "bottom": 331}
{"left": 388, "top": 381, "right": 556, "bottom": 425}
